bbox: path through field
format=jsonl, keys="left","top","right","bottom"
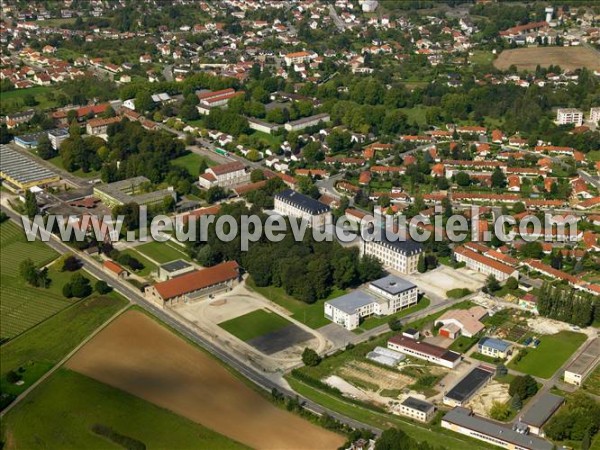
{"left": 66, "top": 310, "right": 345, "bottom": 450}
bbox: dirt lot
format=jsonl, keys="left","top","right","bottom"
{"left": 467, "top": 380, "right": 511, "bottom": 418}
{"left": 494, "top": 46, "right": 600, "bottom": 71}
{"left": 404, "top": 265, "right": 486, "bottom": 300}
{"left": 66, "top": 311, "right": 344, "bottom": 450}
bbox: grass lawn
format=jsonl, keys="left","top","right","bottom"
{"left": 470, "top": 50, "right": 495, "bottom": 67}
{"left": 286, "top": 377, "right": 493, "bottom": 450}
{"left": 252, "top": 130, "right": 283, "bottom": 147}
{"left": 135, "top": 240, "right": 192, "bottom": 264}
{"left": 471, "top": 352, "right": 503, "bottom": 365}
{"left": 0, "top": 294, "right": 128, "bottom": 408}
{"left": 47, "top": 155, "right": 101, "bottom": 179}
{"left": 119, "top": 249, "right": 157, "bottom": 277}
{"left": 449, "top": 335, "right": 480, "bottom": 353}
{"left": 446, "top": 288, "right": 472, "bottom": 299}
{"left": 1, "top": 369, "right": 249, "bottom": 450}
{"left": 219, "top": 309, "right": 291, "bottom": 342}
{"left": 246, "top": 278, "right": 345, "bottom": 330}
{"left": 0, "top": 86, "right": 60, "bottom": 115}
{"left": 398, "top": 105, "right": 432, "bottom": 126}
{"left": 359, "top": 297, "right": 431, "bottom": 331}
{"left": 171, "top": 151, "right": 216, "bottom": 176}
{"left": 508, "top": 331, "right": 587, "bottom": 379}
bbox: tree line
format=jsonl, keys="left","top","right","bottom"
{"left": 537, "top": 283, "right": 598, "bottom": 327}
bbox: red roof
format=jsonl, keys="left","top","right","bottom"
{"left": 103, "top": 260, "right": 126, "bottom": 275}
{"left": 454, "top": 246, "right": 516, "bottom": 275}
{"left": 152, "top": 261, "right": 239, "bottom": 300}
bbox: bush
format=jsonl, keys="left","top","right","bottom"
{"left": 6, "top": 370, "right": 22, "bottom": 384}
{"left": 489, "top": 401, "right": 511, "bottom": 421}
{"left": 301, "top": 348, "right": 321, "bottom": 367}
{"left": 91, "top": 424, "right": 146, "bottom": 450}
{"left": 95, "top": 280, "right": 112, "bottom": 294}
{"left": 509, "top": 375, "right": 538, "bottom": 400}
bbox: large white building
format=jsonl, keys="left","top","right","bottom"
{"left": 284, "top": 113, "right": 330, "bottom": 132}
{"left": 283, "top": 51, "right": 315, "bottom": 66}
{"left": 590, "top": 107, "right": 600, "bottom": 125}
{"left": 324, "top": 275, "right": 418, "bottom": 330}
{"left": 199, "top": 161, "right": 250, "bottom": 189}
{"left": 361, "top": 237, "right": 423, "bottom": 275}
{"left": 387, "top": 335, "right": 461, "bottom": 369}
{"left": 274, "top": 189, "right": 332, "bottom": 229}
{"left": 556, "top": 108, "right": 583, "bottom": 126}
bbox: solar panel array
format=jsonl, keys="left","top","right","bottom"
{"left": 0, "top": 144, "right": 58, "bottom": 186}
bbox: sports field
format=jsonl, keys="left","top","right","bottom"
{"left": 508, "top": 331, "right": 587, "bottom": 378}
{"left": 135, "top": 240, "right": 192, "bottom": 264}
{"left": 219, "top": 309, "right": 292, "bottom": 342}
{"left": 1, "top": 369, "right": 249, "bottom": 450}
{"left": 0, "top": 221, "right": 72, "bottom": 341}
{"left": 494, "top": 46, "right": 600, "bottom": 72}
{"left": 65, "top": 311, "right": 345, "bottom": 450}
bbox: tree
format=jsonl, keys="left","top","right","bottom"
{"left": 513, "top": 201, "right": 526, "bottom": 214}
{"left": 59, "top": 254, "right": 81, "bottom": 272}
{"left": 302, "top": 347, "right": 321, "bottom": 367}
{"left": 485, "top": 274, "right": 500, "bottom": 292}
{"left": 135, "top": 90, "right": 154, "bottom": 113}
{"left": 250, "top": 169, "right": 266, "bottom": 183}
{"left": 19, "top": 258, "right": 38, "bottom": 286}
{"left": 388, "top": 317, "right": 402, "bottom": 331}
{"left": 506, "top": 276, "right": 518, "bottom": 290}
{"left": 491, "top": 167, "right": 507, "bottom": 188}
{"left": 24, "top": 190, "right": 38, "bottom": 219}
{"left": 93, "top": 280, "right": 111, "bottom": 294}
{"left": 62, "top": 282, "right": 73, "bottom": 298}
{"left": 509, "top": 375, "right": 538, "bottom": 400}
{"left": 417, "top": 253, "right": 426, "bottom": 273}
{"left": 68, "top": 273, "right": 92, "bottom": 298}
{"left": 511, "top": 394, "right": 522, "bottom": 410}
{"left": 23, "top": 93, "right": 38, "bottom": 106}
{"left": 489, "top": 401, "right": 511, "bottom": 420}
{"left": 455, "top": 171, "right": 471, "bottom": 187}
{"left": 36, "top": 134, "right": 57, "bottom": 160}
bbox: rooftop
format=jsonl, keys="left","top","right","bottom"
{"left": 388, "top": 335, "right": 461, "bottom": 363}
{"left": 401, "top": 396, "right": 435, "bottom": 413}
{"left": 275, "top": 189, "right": 331, "bottom": 215}
{"left": 443, "top": 408, "right": 553, "bottom": 450}
{"left": 0, "top": 144, "right": 58, "bottom": 186}
{"left": 326, "top": 291, "right": 376, "bottom": 315}
{"left": 478, "top": 337, "right": 511, "bottom": 353}
{"left": 521, "top": 393, "right": 564, "bottom": 428}
{"left": 160, "top": 259, "right": 193, "bottom": 273}
{"left": 444, "top": 366, "right": 493, "bottom": 403}
{"left": 369, "top": 274, "right": 416, "bottom": 295}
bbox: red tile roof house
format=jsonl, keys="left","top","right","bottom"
{"left": 453, "top": 246, "right": 519, "bottom": 282}
{"left": 103, "top": 260, "right": 129, "bottom": 279}
{"left": 435, "top": 306, "right": 487, "bottom": 339}
{"left": 145, "top": 261, "right": 240, "bottom": 307}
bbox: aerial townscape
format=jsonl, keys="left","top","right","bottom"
{"left": 1, "top": 0, "right": 600, "bottom": 449}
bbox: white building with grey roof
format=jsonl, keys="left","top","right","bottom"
{"left": 324, "top": 274, "right": 419, "bottom": 330}
{"left": 274, "top": 189, "right": 332, "bottom": 229}
{"left": 361, "top": 236, "right": 424, "bottom": 274}
{"left": 0, "top": 144, "right": 60, "bottom": 191}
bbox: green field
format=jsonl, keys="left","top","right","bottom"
{"left": 135, "top": 240, "right": 192, "bottom": 264}
{"left": 582, "top": 363, "right": 600, "bottom": 396}
{"left": 0, "top": 86, "right": 60, "bottom": 115}
{"left": 247, "top": 279, "right": 345, "bottom": 329}
{"left": 448, "top": 334, "right": 480, "bottom": 353}
{"left": 508, "top": 331, "right": 587, "bottom": 379}
{"left": 47, "top": 155, "right": 101, "bottom": 179}
{"left": 219, "top": 309, "right": 291, "bottom": 342}
{"left": 119, "top": 249, "right": 157, "bottom": 277}
{"left": 1, "top": 369, "right": 249, "bottom": 450}
{"left": 0, "top": 221, "right": 77, "bottom": 340}
{"left": 171, "top": 152, "right": 216, "bottom": 176}
{"left": 0, "top": 294, "right": 128, "bottom": 406}
{"left": 471, "top": 50, "right": 495, "bottom": 67}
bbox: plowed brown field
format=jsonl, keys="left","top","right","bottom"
{"left": 494, "top": 46, "right": 600, "bottom": 71}
{"left": 66, "top": 310, "right": 344, "bottom": 450}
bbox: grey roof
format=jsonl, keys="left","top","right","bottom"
{"left": 370, "top": 274, "right": 416, "bottom": 295}
{"left": 478, "top": 337, "right": 511, "bottom": 353}
{"left": 521, "top": 393, "right": 564, "bottom": 428}
{"left": 14, "top": 130, "right": 47, "bottom": 144}
{"left": 160, "top": 259, "right": 193, "bottom": 273}
{"left": 366, "top": 235, "right": 424, "bottom": 256}
{"left": 443, "top": 408, "right": 553, "bottom": 450}
{"left": 275, "top": 189, "right": 330, "bottom": 215}
{"left": 445, "top": 367, "right": 493, "bottom": 403}
{"left": 0, "top": 144, "right": 58, "bottom": 186}
{"left": 326, "top": 291, "right": 376, "bottom": 315}
{"left": 401, "top": 396, "right": 434, "bottom": 413}
{"left": 48, "top": 128, "right": 69, "bottom": 137}
{"left": 286, "top": 113, "right": 330, "bottom": 127}
{"left": 94, "top": 176, "right": 174, "bottom": 205}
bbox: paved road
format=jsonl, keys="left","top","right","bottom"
{"left": 1, "top": 205, "right": 382, "bottom": 434}
{"left": 162, "top": 64, "right": 174, "bottom": 82}
{"left": 578, "top": 169, "right": 600, "bottom": 190}
{"left": 328, "top": 4, "right": 346, "bottom": 32}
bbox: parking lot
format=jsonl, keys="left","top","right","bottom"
{"left": 402, "top": 265, "right": 486, "bottom": 301}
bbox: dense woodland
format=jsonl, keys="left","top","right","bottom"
{"left": 536, "top": 283, "right": 598, "bottom": 327}
{"left": 186, "top": 202, "right": 383, "bottom": 303}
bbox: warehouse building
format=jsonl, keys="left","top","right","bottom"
{"left": 520, "top": 393, "right": 564, "bottom": 436}
{"left": 442, "top": 407, "right": 554, "bottom": 450}
{"left": 156, "top": 259, "right": 196, "bottom": 281}
{"left": 443, "top": 366, "right": 494, "bottom": 407}
{"left": 0, "top": 144, "right": 60, "bottom": 191}
{"left": 93, "top": 176, "right": 176, "bottom": 208}
{"left": 563, "top": 338, "right": 600, "bottom": 386}
{"left": 387, "top": 335, "right": 461, "bottom": 369}
{"left": 398, "top": 397, "right": 436, "bottom": 423}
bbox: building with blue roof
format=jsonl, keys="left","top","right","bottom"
{"left": 478, "top": 337, "right": 512, "bottom": 359}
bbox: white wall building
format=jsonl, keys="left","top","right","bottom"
{"left": 556, "top": 108, "right": 583, "bottom": 126}
{"left": 398, "top": 397, "right": 435, "bottom": 423}
{"left": 590, "top": 107, "right": 600, "bottom": 125}
{"left": 199, "top": 161, "right": 250, "bottom": 189}
{"left": 274, "top": 189, "right": 332, "bottom": 229}
{"left": 361, "top": 237, "right": 423, "bottom": 275}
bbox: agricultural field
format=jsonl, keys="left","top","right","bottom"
{"left": 65, "top": 310, "right": 345, "bottom": 450}
{"left": 0, "top": 294, "right": 128, "bottom": 408}
{"left": 0, "top": 221, "right": 74, "bottom": 341}
{"left": 135, "top": 240, "right": 192, "bottom": 264}
{"left": 494, "top": 46, "right": 600, "bottom": 72}
{"left": 1, "top": 369, "right": 250, "bottom": 450}
{"left": 171, "top": 151, "right": 216, "bottom": 176}
{"left": 508, "top": 331, "right": 587, "bottom": 379}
